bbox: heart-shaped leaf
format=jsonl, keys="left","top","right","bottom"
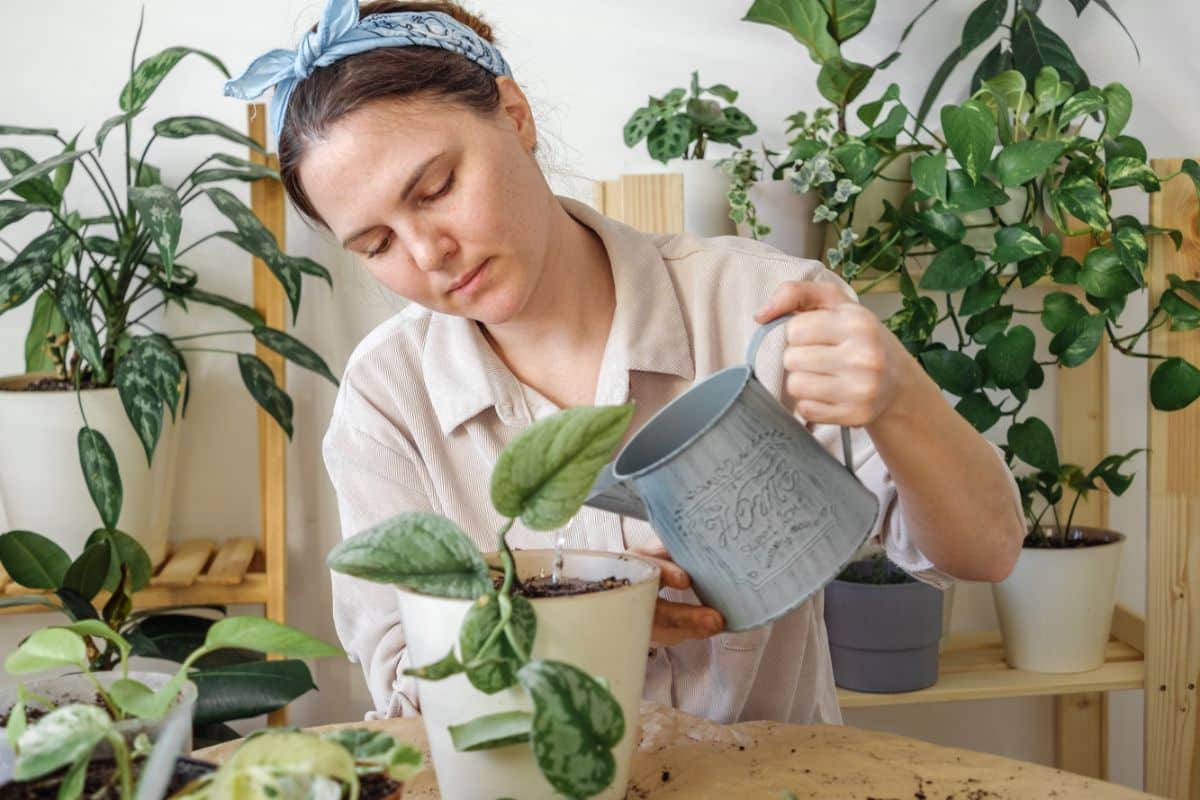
{"left": 5, "top": 628, "right": 88, "bottom": 674}
{"left": 1080, "top": 247, "right": 1137, "bottom": 299}
{"left": 919, "top": 349, "right": 982, "bottom": 397}
{"left": 85, "top": 528, "right": 152, "bottom": 592}
{"left": 1151, "top": 357, "right": 1200, "bottom": 411}
{"left": 911, "top": 152, "right": 948, "bottom": 203}
{"left": 995, "top": 140, "right": 1065, "bottom": 186}
{"left": 62, "top": 541, "right": 111, "bottom": 602}
{"left": 204, "top": 617, "right": 342, "bottom": 659}
{"left": 985, "top": 325, "right": 1036, "bottom": 389}
{"left": 1049, "top": 314, "right": 1106, "bottom": 367}
{"left": 955, "top": 393, "right": 1002, "bottom": 433}
{"left": 460, "top": 592, "right": 536, "bottom": 693}
{"left": 918, "top": 244, "right": 985, "bottom": 291}
{"left": 12, "top": 704, "right": 111, "bottom": 781}
{"left": 992, "top": 224, "right": 1049, "bottom": 263}
{"left": 941, "top": 100, "right": 996, "bottom": 183}
{"left": 1008, "top": 417, "right": 1060, "bottom": 472}
{"left": 1041, "top": 292, "right": 1089, "bottom": 333}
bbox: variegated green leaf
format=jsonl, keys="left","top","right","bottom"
{"left": 326, "top": 511, "right": 490, "bottom": 598}
{"left": 0, "top": 148, "right": 88, "bottom": 200}
{"left": 23, "top": 290, "right": 66, "bottom": 372}
{"left": 459, "top": 592, "right": 536, "bottom": 693}
{"left": 120, "top": 47, "right": 230, "bottom": 112}
{"left": 218, "top": 230, "right": 301, "bottom": 321}
{"left": 1, "top": 229, "right": 68, "bottom": 315}
{"left": 518, "top": 659, "right": 624, "bottom": 798}
{"left": 252, "top": 326, "right": 338, "bottom": 385}
{"left": 12, "top": 704, "right": 111, "bottom": 781}
{"left": 129, "top": 184, "right": 182, "bottom": 281}
{"left": 0, "top": 125, "right": 58, "bottom": 137}
{"left": 126, "top": 334, "right": 184, "bottom": 421}
{"left": 491, "top": 404, "right": 635, "bottom": 530}
{"left": 191, "top": 153, "right": 279, "bottom": 185}
{"left": 237, "top": 352, "right": 293, "bottom": 437}
{"left": 131, "top": 157, "right": 162, "bottom": 189}
{"left": 1053, "top": 176, "right": 1109, "bottom": 230}
{"left": 0, "top": 199, "right": 47, "bottom": 232}
{"left": 56, "top": 274, "right": 106, "bottom": 382}
{"left": 52, "top": 133, "right": 80, "bottom": 194}
{"left": 174, "top": 285, "right": 265, "bottom": 326}
{"left": 280, "top": 252, "right": 332, "bottom": 287}
{"left": 116, "top": 355, "right": 164, "bottom": 464}
{"left": 95, "top": 110, "right": 139, "bottom": 153}
{"left": 78, "top": 427, "right": 122, "bottom": 529}
{"left": 154, "top": 115, "right": 262, "bottom": 154}
{"left": 0, "top": 148, "right": 59, "bottom": 206}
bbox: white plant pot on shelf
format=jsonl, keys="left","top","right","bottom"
{"left": 398, "top": 549, "right": 659, "bottom": 800}
{"left": 0, "top": 373, "right": 182, "bottom": 565}
{"left": 736, "top": 179, "right": 825, "bottom": 261}
{"left": 670, "top": 159, "right": 736, "bottom": 237}
{"left": 992, "top": 527, "right": 1124, "bottom": 673}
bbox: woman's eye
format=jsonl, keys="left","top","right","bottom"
{"left": 425, "top": 172, "right": 454, "bottom": 203}
{"left": 366, "top": 235, "right": 390, "bottom": 259}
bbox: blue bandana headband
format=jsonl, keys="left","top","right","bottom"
{"left": 224, "top": 0, "right": 513, "bottom": 149}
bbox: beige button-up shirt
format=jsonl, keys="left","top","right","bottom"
{"left": 324, "top": 196, "right": 1007, "bottom": 725}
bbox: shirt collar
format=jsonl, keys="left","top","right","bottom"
{"left": 423, "top": 195, "right": 694, "bottom": 435}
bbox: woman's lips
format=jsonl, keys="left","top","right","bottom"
{"left": 450, "top": 259, "right": 490, "bottom": 294}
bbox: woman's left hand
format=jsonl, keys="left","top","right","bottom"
{"left": 754, "top": 280, "right": 915, "bottom": 429}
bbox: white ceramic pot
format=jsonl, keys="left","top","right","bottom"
{"left": 0, "top": 374, "right": 182, "bottom": 565}
{"left": 736, "top": 179, "right": 825, "bottom": 261}
{"left": 992, "top": 527, "right": 1124, "bottom": 673}
{"left": 675, "top": 159, "right": 737, "bottom": 237}
{"left": 398, "top": 549, "right": 659, "bottom": 800}
{"left": 0, "top": 670, "right": 198, "bottom": 755}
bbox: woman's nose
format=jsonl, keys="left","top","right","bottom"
{"left": 403, "top": 222, "right": 456, "bottom": 274}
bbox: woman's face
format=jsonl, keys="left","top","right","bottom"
{"left": 298, "top": 78, "right": 552, "bottom": 324}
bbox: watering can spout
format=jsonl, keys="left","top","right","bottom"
{"left": 585, "top": 461, "right": 649, "bottom": 521}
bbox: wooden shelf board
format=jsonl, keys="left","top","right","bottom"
{"left": 838, "top": 631, "right": 1144, "bottom": 708}
{"left": 0, "top": 574, "right": 270, "bottom": 616}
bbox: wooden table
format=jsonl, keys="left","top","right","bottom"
{"left": 195, "top": 703, "right": 1152, "bottom": 799}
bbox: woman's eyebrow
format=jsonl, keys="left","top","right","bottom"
{"left": 339, "top": 151, "right": 447, "bottom": 247}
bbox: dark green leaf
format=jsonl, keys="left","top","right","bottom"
{"left": 943, "top": 169, "right": 1010, "bottom": 212}
{"left": 58, "top": 587, "right": 101, "bottom": 622}
{"left": 1089, "top": 0, "right": 1140, "bottom": 58}
{"left": 1146, "top": 225, "right": 1183, "bottom": 251}
{"left": 1150, "top": 358, "right": 1200, "bottom": 411}
{"left": 960, "top": 272, "right": 1004, "bottom": 315}
{"left": 320, "top": 729, "right": 423, "bottom": 781}
{"left": 55, "top": 275, "right": 106, "bottom": 381}
{"left": 129, "top": 185, "right": 182, "bottom": 281}
{"left": 252, "top": 326, "right": 338, "bottom": 385}
{"left": 51, "top": 133, "right": 79, "bottom": 195}
{"left": 0, "top": 148, "right": 60, "bottom": 205}
{"left": 1106, "top": 135, "right": 1148, "bottom": 164}
{"left": 86, "top": 528, "right": 151, "bottom": 592}
{"left": 918, "top": 244, "right": 985, "bottom": 291}
{"left": 955, "top": 392, "right": 1002, "bottom": 432}
{"left": 908, "top": 208, "right": 965, "bottom": 247}
{"left": 1041, "top": 291, "right": 1088, "bottom": 333}
{"left": 992, "top": 224, "right": 1049, "bottom": 263}
{"left": 191, "top": 659, "right": 317, "bottom": 725}
{"left": 190, "top": 153, "right": 279, "bottom": 186}
{"left": 1012, "top": 12, "right": 1087, "bottom": 88}
{"left": 910, "top": 152, "right": 947, "bottom": 203}
{"left": 864, "top": 104, "right": 907, "bottom": 141}
{"left": 829, "top": 140, "right": 882, "bottom": 185}
{"left": 326, "top": 511, "right": 491, "bottom": 598}
{"left": 1161, "top": 290, "right": 1200, "bottom": 332}
{"left": 167, "top": 285, "right": 264, "bottom": 326}
{"left": 916, "top": 47, "right": 965, "bottom": 130}
{"left": 1008, "top": 416, "right": 1060, "bottom": 471}
{"left": 995, "top": 140, "right": 1065, "bottom": 186}
{"left": 237, "top": 352, "right": 294, "bottom": 438}
{"left": 742, "top": 0, "right": 841, "bottom": 64}
{"left": 941, "top": 100, "right": 996, "bottom": 183}
{"left": 820, "top": 0, "right": 875, "bottom": 42}
{"left": 816, "top": 57, "right": 875, "bottom": 109}
{"left": 985, "top": 325, "right": 1036, "bottom": 388}
{"left": 518, "top": 659, "right": 625, "bottom": 799}
{"left": 919, "top": 349, "right": 982, "bottom": 396}
{"left": 491, "top": 404, "right": 636, "bottom": 530}
{"left": 970, "top": 41, "right": 1012, "bottom": 95}
{"left": 962, "top": 0, "right": 1007, "bottom": 51}
{"left": 61, "top": 542, "right": 111, "bottom": 602}
{"left": 1050, "top": 314, "right": 1106, "bottom": 367}
{"left": 78, "top": 427, "right": 122, "bottom": 529}
{"left": 965, "top": 305, "right": 1014, "bottom": 345}
{"left": 448, "top": 711, "right": 532, "bottom": 752}
{"left": 460, "top": 592, "right": 537, "bottom": 693}
{"left": 1080, "top": 246, "right": 1137, "bottom": 299}
{"left": 120, "top": 48, "right": 230, "bottom": 113}
{"left": 0, "top": 530, "right": 70, "bottom": 590}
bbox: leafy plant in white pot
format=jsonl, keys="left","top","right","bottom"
{"left": 0, "top": 20, "right": 337, "bottom": 563}
{"left": 328, "top": 404, "right": 660, "bottom": 800}
{"left": 622, "top": 71, "right": 757, "bottom": 236}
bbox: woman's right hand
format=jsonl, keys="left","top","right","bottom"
{"left": 631, "top": 541, "right": 725, "bottom": 647}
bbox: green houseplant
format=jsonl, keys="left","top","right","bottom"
{"left": 0, "top": 528, "right": 328, "bottom": 746}
{"left": 622, "top": 71, "right": 758, "bottom": 236}
{"left": 0, "top": 14, "right": 337, "bottom": 565}
{"left": 327, "top": 404, "right": 660, "bottom": 800}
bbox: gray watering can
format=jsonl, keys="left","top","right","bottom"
{"left": 584, "top": 316, "right": 882, "bottom": 631}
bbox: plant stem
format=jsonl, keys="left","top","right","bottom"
{"left": 177, "top": 231, "right": 221, "bottom": 258}
{"left": 107, "top": 732, "right": 133, "bottom": 797}
{"left": 176, "top": 346, "right": 242, "bottom": 356}
{"left": 945, "top": 294, "right": 966, "bottom": 348}
{"left": 133, "top": 133, "right": 158, "bottom": 187}
{"left": 1105, "top": 322, "right": 1168, "bottom": 360}
{"left": 1064, "top": 489, "right": 1085, "bottom": 541}
{"left": 171, "top": 329, "right": 249, "bottom": 342}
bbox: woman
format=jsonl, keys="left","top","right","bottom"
{"left": 226, "top": 0, "right": 1024, "bottom": 725}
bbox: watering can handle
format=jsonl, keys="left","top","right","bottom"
{"left": 745, "top": 316, "right": 855, "bottom": 471}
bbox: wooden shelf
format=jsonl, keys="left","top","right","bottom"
{"left": 838, "top": 630, "right": 1145, "bottom": 709}
{"left": 0, "top": 537, "right": 269, "bottom": 616}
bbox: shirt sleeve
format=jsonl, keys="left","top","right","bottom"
{"left": 323, "top": 380, "right": 433, "bottom": 719}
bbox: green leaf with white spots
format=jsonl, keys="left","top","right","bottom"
{"left": 237, "top": 352, "right": 294, "bottom": 438}
{"left": 217, "top": 231, "right": 303, "bottom": 318}
{"left": 985, "top": 325, "right": 1036, "bottom": 389}
{"left": 129, "top": 184, "right": 182, "bottom": 281}
{"left": 55, "top": 274, "right": 106, "bottom": 382}
{"left": 646, "top": 115, "right": 690, "bottom": 163}
{"left": 252, "top": 326, "right": 338, "bottom": 385}
{"left": 0, "top": 199, "right": 46, "bottom": 232}
{"left": 78, "top": 427, "right": 122, "bottom": 529}
{"left": 116, "top": 354, "right": 164, "bottom": 464}
{"left": 0, "top": 125, "right": 58, "bottom": 137}
{"left": 449, "top": 711, "right": 532, "bottom": 752}
{"left": 1107, "top": 157, "right": 1160, "bottom": 192}
{"left": 460, "top": 592, "right": 536, "bottom": 693}
{"left": 326, "top": 511, "right": 491, "bottom": 598}
{"left": 1112, "top": 219, "right": 1148, "bottom": 284}
{"left": 173, "top": 285, "right": 265, "bottom": 326}
{"left": 280, "top": 252, "right": 333, "bottom": 287}
{"left": 191, "top": 155, "right": 280, "bottom": 185}
{"left": 941, "top": 100, "right": 995, "bottom": 183}
{"left": 403, "top": 648, "right": 465, "bottom": 681}
{"left": 1053, "top": 176, "right": 1109, "bottom": 230}
{"left": 12, "top": 704, "right": 111, "bottom": 781}
{"left": 0, "top": 148, "right": 60, "bottom": 206}
{"left": 321, "top": 729, "right": 423, "bottom": 781}
{"left": 154, "top": 115, "right": 262, "bottom": 154}
{"left": 0, "top": 231, "right": 64, "bottom": 315}
{"left": 518, "top": 659, "right": 625, "bottom": 798}
{"left": 992, "top": 224, "right": 1049, "bottom": 263}
{"left": 126, "top": 334, "right": 184, "bottom": 421}
{"left": 491, "top": 404, "right": 635, "bottom": 530}
{"left": 0, "top": 148, "right": 88, "bottom": 201}
{"left": 910, "top": 152, "right": 947, "bottom": 204}
{"left": 120, "top": 47, "right": 230, "bottom": 113}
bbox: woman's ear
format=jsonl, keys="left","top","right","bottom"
{"left": 496, "top": 76, "right": 537, "bottom": 154}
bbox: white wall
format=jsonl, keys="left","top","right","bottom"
{"left": 3, "top": 1, "right": 1196, "bottom": 790}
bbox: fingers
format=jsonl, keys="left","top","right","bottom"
{"left": 754, "top": 280, "right": 854, "bottom": 324}
{"left": 631, "top": 543, "right": 690, "bottom": 590}
{"left": 651, "top": 599, "right": 725, "bottom": 647}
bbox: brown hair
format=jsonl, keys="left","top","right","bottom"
{"left": 278, "top": 1, "right": 504, "bottom": 228}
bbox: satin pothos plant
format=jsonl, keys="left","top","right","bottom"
{"left": 328, "top": 404, "right": 636, "bottom": 799}
{"left": 0, "top": 13, "right": 336, "bottom": 533}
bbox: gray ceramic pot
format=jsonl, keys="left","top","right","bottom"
{"left": 824, "top": 561, "right": 944, "bottom": 693}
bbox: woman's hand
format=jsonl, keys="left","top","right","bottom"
{"left": 754, "top": 280, "right": 917, "bottom": 428}
{"left": 631, "top": 542, "right": 724, "bottom": 647}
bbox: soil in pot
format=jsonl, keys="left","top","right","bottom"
{"left": 0, "top": 692, "right": 108, "bottom": 727}
{"left": 1023, "top": 526, "right": 1121, "bottom": 549}
{"left": 18, "top": 377, "right": 103, "bottom": 392}
{"left": 490, "top": 570, "right": 631, "bottom": 598}
{"left": 0, "top": 757, "right": 215, "bottom": 799}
